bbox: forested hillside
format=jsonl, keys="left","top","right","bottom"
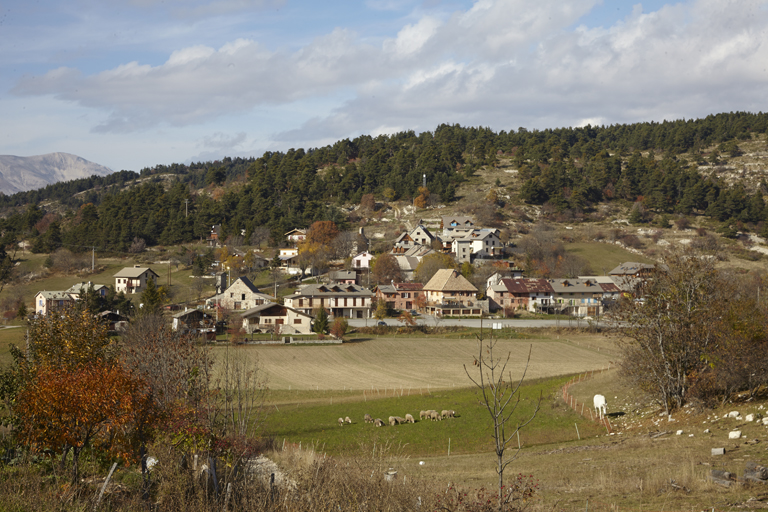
{"left": 1, "top": 112, "right": 767, "bottom": 259}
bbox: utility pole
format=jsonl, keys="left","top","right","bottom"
{"left": 184, "top": 199, "right": 189, "bottom": 217}
{"left": 91, "top": 247, "right": 95, "bottom": 271}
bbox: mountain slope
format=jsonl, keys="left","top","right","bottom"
{"left": 0, "top": 153, "right": 113, "bottom": 195}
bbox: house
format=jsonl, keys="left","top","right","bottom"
{"left": 284, "top": 229, "right": 307, "bottom": 243}
{"left": 278, "top": 247, "right": 302, "bottom": 275}
{"left": 579, "top": 276, "right": 622, "bottom": 303}
{"left": 330, "top": 270, "right": 357, "bottom": 284}
{"left": 486, "top": 278, "right": 554, "bottom": 314}
{"left": 171, "top": 308, "right": 217, "bottom": 339}
{"left": 394, "top": 226, "right": 440, "bottom": 251}
{"left": 95, "top": 310, "right": 129, "bottom": 332}
{"left": 375, "top": 282, "right": 424, "bottom": 311}
{"left": 114, "top": 266, "right": 159, "bottom": 294}
{"left": 66, "top": 282, "right": 108, "bottom": 299}
{"left": 450, "top": 229, "right": 502, "bottom": 263}
{"left": 284, "top": 283, "right": 373, "bottom": 319}
{"left": 352, "top": 251, "right": 374, "bottom": 270}
{"left": 422, "top": 269, "right": 481, "bottom": 316}
{"left": 390, "top": 245, "right": 435, "bottom": 280}
{"left": 609, "top": 262, "right": 655, "bottom": 278}
{"left": 240, "top": 303, "right": 314, "bottom": 335}
{"left": 34, "top": 290, "right": 76, "bottom": 315}
{"left": 207, "top": 225, "right": 222, "bottom": 247}
{"left": 205, "top": 276, "right": 274, "bottom": 310}
{"left": 441, "top": 215, "right": 474, "bottom": 232}
{"left": 549, "top": 278, "right": 605, "bottom": 317}
{"left": 486, "top": 268, "right": 524, "bottom": 289}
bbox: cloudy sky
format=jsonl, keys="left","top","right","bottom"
{"left": 2, "top": 0, "right": 767, "bottom": 171}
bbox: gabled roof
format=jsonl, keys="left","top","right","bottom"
{"left": 423, "top": 269, "right": 478, "bottom": 293}
{"left": 36, "top": 291, "right": 75, "bottom": 300}
{"left": 549, "top": 278, "right": 604, "bottom": 294}
{"left": 330, "top": 270, "right": 356, "bottom": 281}
{"left": 66, "top": 282, "right": 107, "bottom": 294}
{"left": 114, "top": 266, "right": 159, "bottom": 279}
{"left": 241, "top": 302, "right": 313, "bottom": 319}
{"left": 499, "top": 278, "right": 554, "bottom": 295}
{"left": 231, "top": 276, "right": 261, "bottom": 294}
{"left": 287, "top": 283, "right": 373, "bottom": 298}
{"left": 609, "top": 262, "right": 655, "bottom": 276}
{"left": 442, "top": 215, "right": 474, "bottom": 227}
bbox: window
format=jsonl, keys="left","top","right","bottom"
{"left": 241, "top": 294, "right": 246, "bottom": 300}
{"left": 294, "top": 318, "right": 302, "bottom": 324}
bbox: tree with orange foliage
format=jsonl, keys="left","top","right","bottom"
{"left": 15, "top": 361, "right": 153, "bottom": 482}
{"left": 414, "top": 186, "right": 430, "bottom": 209}
{"left": 306, "top": 221, "right": 340, "bottom": 247}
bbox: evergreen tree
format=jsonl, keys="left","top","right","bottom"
{"left": 313, "top": 307, "right": 329, "bottom": 335}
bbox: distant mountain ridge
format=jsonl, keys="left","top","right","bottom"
{"left": 0, "top": 153, "right": 113, "bottom": 195}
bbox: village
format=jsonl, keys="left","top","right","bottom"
{"left": 31, "top": 214, "right": 653, "bottom": 341}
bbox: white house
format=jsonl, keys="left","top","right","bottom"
{"left": 352, "top": 251, "right": 374, "bottom": 270}
{"left": 240, "top": 303, "right": 314, "bottom": 334}
{"left": 114, "top": 266, "right": 159, "bottom": 294}
{"left": 451, "top": 229, "right": 502, "bottom": 263}
{"left": 206, "top": 276, "right": 274, "bottom": 310}
{"left": 34, "top": 290, "right": 75, "bottom": 316}
{"left": 284, "top": 283, "right": 373, "bottom": 319}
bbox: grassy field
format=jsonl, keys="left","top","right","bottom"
{"left": 212, "top": 335, "right": 615, "bottom": 391}
{"left": 564, "top": 242, "right": 654, "bottom": 274}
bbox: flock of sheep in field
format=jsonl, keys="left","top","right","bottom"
{"left": 337, "top": 409, "right": 457, "bottom": 427}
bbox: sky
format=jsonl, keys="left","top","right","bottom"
{"left": 1, "top": 0, "right": 767, "bottom": 172}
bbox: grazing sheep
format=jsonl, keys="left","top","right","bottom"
{"left": 404, "top": 413, "right": 415, "bottom": 423}
{"left": 364, "top": 413, "right": 373, "bottom": 423}
{"left": 338, "top": 417, "right": 344, "bottom": 426}
{"left": 593, "top": 394, "right": 607, "bottom": 419}
{"left": 429, "top": 411, "right": 441, "bottom": 421}
{"left": 441, "top": 410, "right": 449, "bottom": 419}
{"left": 345, "top": 416, "right": 352, "bottom": 424}
{"left": 395, "top": 416, "right": 406, "bottom": 425}
{"left": 419, "top": 410, "right": 427, "bottom": 420}
{"left": 374, "top": 418, "right": 384, "bottom": 427}
{"left": 445, "top": 410, "right": 455, "bottom": 418}
{"left": 389, "top": 416, "right": 398, "bottom": 426}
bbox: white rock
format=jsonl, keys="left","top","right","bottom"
{"left": 676, "top": 430, "right": 684, "bottom": 435}
{"left": 419, "top": 461, "right": 425, "bottom": 466}
{"left": 762, "top": 417, "right": 768, "bottom": 426}
{"left": 746, "top": 414, "right": 755, "bottom": 422}
{"left": 728, "top": 411, "right": 740, "bottom": 418}
{"left": 704, "top": 429, "right": 711, "bottom": 434}
{"left": 689, "top": 434, "right": 694, "bottom": 437}
{"left": 736, "top": 416, "right": 743, "bottom": 421}
{"left": 729, "top": 431, "right": 742, "bottom": 440}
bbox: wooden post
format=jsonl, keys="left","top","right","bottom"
{"left": 448, "top": 438, "right": 451, "bottom": 456}
{"left": 93, "top": 462, "right": 118, "bottom": 511}
{"left": 575, "top": 423, "right": 580, "bottom": 440}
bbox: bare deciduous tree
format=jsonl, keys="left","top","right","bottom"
{"left": 465, "top": 333, "right": 540, "bottom": 512}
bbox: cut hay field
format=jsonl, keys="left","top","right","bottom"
{"left": 212, "top": 335, "right": 614, "bottom": 391}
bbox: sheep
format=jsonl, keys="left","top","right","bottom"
{"left": 344, "top": 416, "right": 352, "bottom": 424}
{"left": 404, "top": 413, "right": 415, "bottom": 423}
{"left": 395, "top": 416, "right": 406, "bottom": 425}
{"left": 364, "top": 413, "right": 373, "bottom": 423}
{"left": 419, "top": 410, "right": 428, "bottom": 420}
{"left": 441, "top": 410, "right": 450, "bottom": 419}
{"left": 389, "top": 416, "right": 398, "bottom": 426}
{"left": 338, "top": 417, "right": 344, "bottom": 426}
{"left": 429, "top": 411, "right": 441, "bottom": 421}
{"left": 374, "top": 418, "right": 384, "bottom": 427}
{"left": 443, "top": 410, "right": 455, "bottom": 418}
{"left": 593, "top": 394, "right": 607, "bottom": 419}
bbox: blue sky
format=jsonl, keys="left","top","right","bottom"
{"left": 2, "top": 0, "right": 767, "bottom": 171}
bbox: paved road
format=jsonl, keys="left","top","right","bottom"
{"left": 348, "top": 317, "right": 604, "bottom": 329}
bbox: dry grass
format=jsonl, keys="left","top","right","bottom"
{"left": 218, "top": 335, "right": 614, "bottom": 391}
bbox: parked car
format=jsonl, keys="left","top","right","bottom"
{"left": 377, "top": 321, "right": 387, "bottom": 326}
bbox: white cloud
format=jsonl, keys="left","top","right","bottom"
{"left": 8, "top": 0, "right": 768, "bottom": 156}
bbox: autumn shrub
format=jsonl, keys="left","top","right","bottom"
{"left": 436, "top": 475, "right": 539, "bottom": 512}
